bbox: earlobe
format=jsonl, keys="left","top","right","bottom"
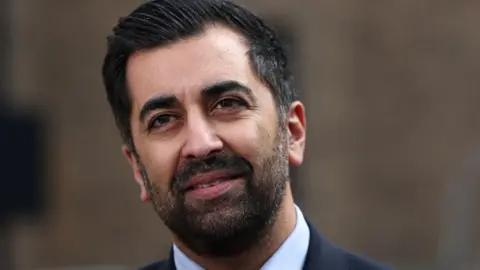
{"left": 287, "top": 101, "right": 306, "bottom": 166}
{"left": 122, "top": 145, "right": 150, "bottom": 202}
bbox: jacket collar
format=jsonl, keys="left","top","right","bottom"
{"left": 302, "top": 219, "right": 347, "bottom": 270}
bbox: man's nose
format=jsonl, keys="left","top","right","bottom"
{"left": 181, "top": 116, "right": 223, "bottom": 159}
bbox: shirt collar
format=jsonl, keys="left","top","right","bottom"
{"left": 173, "top": 205, "right": 310, "bottom": 270}
{"left": 173, "top": 244, "right": 203, "bottom": 270}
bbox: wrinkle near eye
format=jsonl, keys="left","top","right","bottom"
{"left": 146, "top": 113, "right": 182, "bottom": 133}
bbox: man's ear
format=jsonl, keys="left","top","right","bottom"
{"left": 286, "top": 101, "right": 306, "bottom": 166}
{"left": 123, "top": 145, "right": 150, "bottom": 202}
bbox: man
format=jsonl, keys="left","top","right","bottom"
{"left": 102, "top": 0, "right": 392, "bottom": 269}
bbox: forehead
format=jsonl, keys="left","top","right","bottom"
{"left": 126, "top": 25, "right": 261, "bottom": 107}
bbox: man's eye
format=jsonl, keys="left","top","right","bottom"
{"left": 214, "top": 98, "right": 246, "bottom": 110}
{"left": 148, "top": 114, "right": 177, "bottom": 129}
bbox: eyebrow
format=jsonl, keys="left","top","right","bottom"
{"left": 139, "top": 80, "right": 255, "bottom": 123}
{"left": 139, "top": 95, "right": 178, "bottom": 123}
{"left": 201, "top": 80, "right": 254, "bottom": 101}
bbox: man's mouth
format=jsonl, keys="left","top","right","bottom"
{"left": 183, "top": 171, "right": 244, "bottom": 200}
{"left": 190, "top": 180, "right": 225, "bottom": 189}
{"left": 187, "top": 176, "right": 237, "bottom": 191}
{"left": 185, "top": 173, "right": 241, "bottom": 191}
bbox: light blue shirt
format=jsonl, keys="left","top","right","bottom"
{"left": 173, "top": 205, "right": 310, "bottom": 270}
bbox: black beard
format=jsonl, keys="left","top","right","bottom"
{"left": 140, "top": 134, "right": 289, "bottom": 257}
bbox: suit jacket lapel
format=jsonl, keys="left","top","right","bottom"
{"left": 302, "top": 220, "right": 347, "bottom": 270}
{"left": 164, "top": 248, "right": 176, "bottom": 270}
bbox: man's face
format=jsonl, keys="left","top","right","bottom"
{"left": 124, "top": 25, "right": 306, "bottom": 256}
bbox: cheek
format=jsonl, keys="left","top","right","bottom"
{"left": 217, "top": 120, "right": 274, "bottom": 163}
{"left": 137, "top": 140, "right": 180, "bottom": 189}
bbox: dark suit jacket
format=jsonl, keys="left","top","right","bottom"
{"left": 139, "top": 220, "right": 393, "bottom": 270}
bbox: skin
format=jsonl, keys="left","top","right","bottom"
{"left": 123, "top": 24, "right": 307, "bottom": 270}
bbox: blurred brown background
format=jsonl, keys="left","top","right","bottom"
{"left": 1, "top": 0, "right": 479, "bottom": 269}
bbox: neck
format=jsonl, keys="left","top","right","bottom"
{"left": 174, "top": 185, "right": 297, "bottom": 270}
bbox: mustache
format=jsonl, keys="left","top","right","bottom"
{"left": 172, "top": 153, "right": 253, "bottom": 192}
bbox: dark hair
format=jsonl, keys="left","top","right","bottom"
{"left": 102, "top": 0, "right": 296, "bottom": 150}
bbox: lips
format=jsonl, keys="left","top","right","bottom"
{"left": 183, "top": 170, "right": 242, "bottom": 192}
{"left": 193, "top": 180, "right": 223, "bottom": 189}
